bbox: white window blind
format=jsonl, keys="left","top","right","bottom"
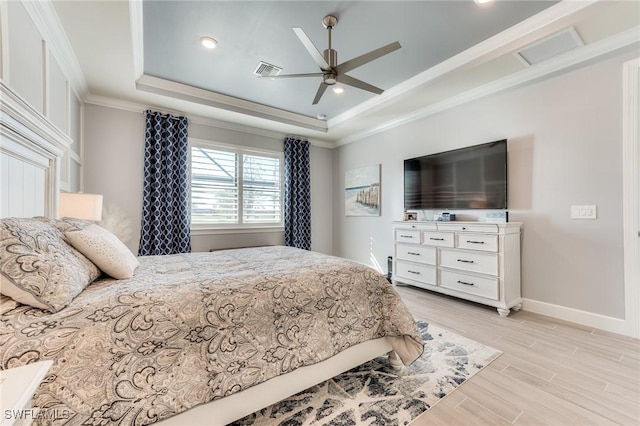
{"left": 190, "top": 144, "right": 282, "bottom": 227}
{"left": 243, "top": 154, "right": 281, "bottom": 224}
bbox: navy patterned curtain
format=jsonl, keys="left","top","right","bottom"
{"left": 138, "top": 110, "right": 191, "bottom": 256}
{"left": 284, "top": 136, "right": 311, "bottom": 250}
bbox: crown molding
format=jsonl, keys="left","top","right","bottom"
{"left": 85, "top": 94, "right": 146, "bottom": 114}
{"left": 136, "top": 74, "right": 328, "bottom": 133}
{"left": 328, "top": 0, "right": 599, "bottom": 130}
{"left": 21, "top": 0, "right": 89, "bottom": 101}
{"left": 335, "top": 26, "right": 640, "bottom": 147}
{"left": 129, "top": 1, "right": 329, "bottom": 137}
{"left": 129, "top": 0, "right": 144, "bottom": 80}
{"left": 88, "top": 20, "right": 638, "bottom": 151}
{"left": 125, "top": 0, "right": 603, "bottom": 145}
{"left": 84, "top": 94, "right": 335, "bottom": 149}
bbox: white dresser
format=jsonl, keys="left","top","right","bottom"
{"left": 393, "top": 221, "right": 522, "bottom": 316}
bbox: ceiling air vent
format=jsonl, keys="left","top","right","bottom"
{"left": 515, "top": 27, "right": 584, "bottom": 66}
{"left": 253, "top": 61, "right": 282, "bottom": 77}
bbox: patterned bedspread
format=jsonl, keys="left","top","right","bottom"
{"left": 0, "top": 246, "right": 423, "bottom": 425}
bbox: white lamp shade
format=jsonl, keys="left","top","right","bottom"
{"left": 59, "top": 193, "right": 103, "bottom": 221}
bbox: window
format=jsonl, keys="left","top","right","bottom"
{"left": 190, "top": 143, "right": 283, "bottom": 228}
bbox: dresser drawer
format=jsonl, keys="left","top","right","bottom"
{"left": 396, "top": 244, "right": 436, "bottom": 265}
{"left": 456, "top": 234, "right": 498, "bottom": 252}
{"left": 440, "top": 270, "right": 499, "bottom": 300}
{"left": 440, "top": 249, "right": 498, "bottom": 276}
{"left": 437, "top": 223, "right": 499, "bottom": 233}
{"left": 395, "top": 261, "right": 437, "bottom": 285}
{"left": 395, "top": 229, "right": 421, "bottom": 243}
{"left": 422, "top": 231, "right": 454, "bottom": 247}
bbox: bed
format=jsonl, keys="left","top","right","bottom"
{"left": 0, "top": 217, "right": 423, "bottom": 425}
{"left": 1, "top": 82, "right": 423, "bottom": 425}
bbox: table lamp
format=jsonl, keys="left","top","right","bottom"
{"left": 59, "top": 193, "right": 103, "bottom": 221}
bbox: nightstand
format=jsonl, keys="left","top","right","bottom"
{"left": 0, "top": 360, "right": 53, "bottom": 426}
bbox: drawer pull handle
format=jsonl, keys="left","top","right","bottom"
{"left": 407, "top": 252, "right": 421, "bottom": 256}
{"left": 466, "top": 240, "right": 485, "bottom": 244}
{"left": 400, "top": 235, "right": 413, "bottom": 238}
{"left": 457, "top": 280, "right": 474, "bottom": 286}
{"left": 429, "top": 237, "right": 445, "bottom": 241}
{"left": 457, "top": 259, "right": 475, "bottom": 264}
{"left": 408, "top": 270, "right": 421, "bottom": 275}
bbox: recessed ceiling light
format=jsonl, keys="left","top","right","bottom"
{"left": 200, "top": 36, "right": 218, "bottom": 49}
{"left": 317, "top": 114, "right": 327, "bottom": 120}
{"left": 332, "top": 86, "right": 344, "bottom": 94}
{"left": 474, "top": 0, "right": 493, "bottom": 4}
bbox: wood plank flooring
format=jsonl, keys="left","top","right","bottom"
{"left": 395, "top": 285, "right": 640, "bottom": 426}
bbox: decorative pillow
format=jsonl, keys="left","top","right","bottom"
{"left": 0, "top": 218, "right": 101, "bottom": 313}
{"left": 64, "top": 224, "right": 139, "bottom": 279}
{"left": 35, "top": 216, "right": 94, "bottom": 233}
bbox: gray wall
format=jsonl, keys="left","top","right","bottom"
{"left": 83, "top": 105, "right": 145, "bottom": 250}
{"left": 333, "top": 50, "right": 636, "bottom": 320}
{"left": 82, "top": 104, "right": 333, "bottom": 254}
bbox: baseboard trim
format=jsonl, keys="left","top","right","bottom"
{"left": 522, "top": 298, "right": 627, "bottom": 337}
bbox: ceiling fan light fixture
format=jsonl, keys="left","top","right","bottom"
{"left": 200, "top": 36, "right": 218, "bottom": 49}
{"left": 323, "top": 72, "right": 337, "bottom": 85}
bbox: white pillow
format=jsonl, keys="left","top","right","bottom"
{"left": 65, "top": 224, "right": 139, "bottom": 279}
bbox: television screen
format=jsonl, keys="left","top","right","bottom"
{"left": 404, "top": 140, "right": 507, "bottom": 210}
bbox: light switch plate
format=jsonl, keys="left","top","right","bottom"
{"left": 571, "top": 205, "right": 597, "bottom": 219}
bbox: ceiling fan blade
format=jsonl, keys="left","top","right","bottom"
{"left": 260, "top": 73, "right": 324, "bottom": 79}
{"left": 336, "top": 41, "right": 401, "bottom": 74}
{"left": 293, "top": 27, "right": 331, "bottom": 71}
{"left": 312, "top": 82, "right": 328, "bottom": 105}
{"left": 337, "top": 74, "right": 384, "bottom": 95}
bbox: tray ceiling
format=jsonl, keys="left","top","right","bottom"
{"left": 50, "top": 0, "right": 640, "bottom": 143}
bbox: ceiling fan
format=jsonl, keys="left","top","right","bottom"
{"left": 267, "top": 15, "right": 401, "bottom": 105}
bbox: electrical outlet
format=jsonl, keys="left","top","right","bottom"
{"left": 571, "top": 205, "right": 597, "bottom": 219}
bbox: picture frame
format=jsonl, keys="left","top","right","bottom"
{"left": 345, "top": 165, "right": 381, "bottom": 217}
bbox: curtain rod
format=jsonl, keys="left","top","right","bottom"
{"left": 145, "top": 109, "right": 188, "bottom": 121}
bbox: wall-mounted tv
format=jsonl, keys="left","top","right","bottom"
{"left": 404, "top": 140, "right": 507, "bottom": 210}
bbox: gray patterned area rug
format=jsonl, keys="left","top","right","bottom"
{"left": 232, "top": 321, "right": 501, "bottom": 426}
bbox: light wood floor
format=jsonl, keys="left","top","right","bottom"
{"left": 394, "top": 285, "right": 640, "bottom": 426}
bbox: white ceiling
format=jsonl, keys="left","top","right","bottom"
{"left": 51, "top": 0, "right": 640, "bottom": 145}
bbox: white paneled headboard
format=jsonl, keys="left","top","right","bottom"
{"left": 0, "top": 82, "right": 70, "bottom": 218}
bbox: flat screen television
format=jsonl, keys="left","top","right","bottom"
{"left": 404, "top": 140, "right": 507, "bottom": 210}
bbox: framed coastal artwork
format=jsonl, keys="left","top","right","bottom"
{"left": 345, "top": 164, "right": 381, "bottom": 216}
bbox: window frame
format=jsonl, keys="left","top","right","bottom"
{"left": 189, "top": 139, "right": 284, "bottom": 234}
